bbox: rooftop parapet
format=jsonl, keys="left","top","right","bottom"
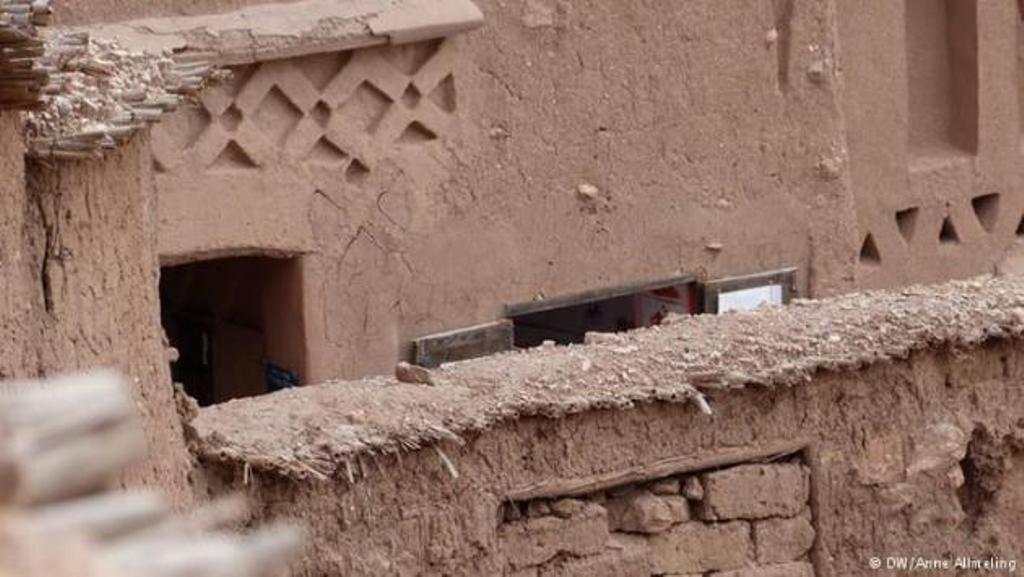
{"left": 194, "top": 274, "right": 1024, "bottom": 480}
{"left": 83, "top": 0, "right": 485, "bottom": 66}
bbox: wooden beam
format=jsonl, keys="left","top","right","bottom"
{"left": 504, "top": 439, "right": 809, "bottom": 501}
{"left": 414, "top": 320, "right": 514, "bottom": 368}
{"left": 505, "top": 273, "right": 696, "bottom": 317}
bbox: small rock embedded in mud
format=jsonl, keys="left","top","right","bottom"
{"left": 807, "top": 60, "right": 827, "bottom": 84}
{"left": 526, "top": 499, "right": 552, "bottom": 518}
{"left": 584, "top": 331, "right": 624, "bottom": 345}
{"left": 765, "top": 28, "right": 779, "bottom": 46}
{"left": 606, "top": 490, "right": 675, "bottom": 534}
{"left": 488, "top": 126, "right": 509, "bottom": 140}
{"left": 648, "top": 477, "right": 681, "bottom": 495}
{"left": 576, "top": 183, "right": 600, "bottom": 201}
{"left": 503, "top": 502, "right": 523, "bottom": 523}
{"left": 550, "top": 498, "right": 585, "bottom": 518}
{"left": 394, "top": 362, "right": 435, "bottom": 386}
{"left": 682, "top": 476, "right": 705, "bottom": 501}
{"left": 817, "top": 156, "right": 843, "bottom": 180}
{"left": 705, "top": 242, "right": 724, "bottom": 252}
{"left": 662, "top": 495, "right": 691, "bottom": 523}
{"left": 1011, "top": 307, "right": 1024, "bottom": 325}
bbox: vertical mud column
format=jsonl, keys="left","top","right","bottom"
{"left": 0, "top": 113, "right": 41, "bottom": 379}
{"left": 25, "top": 133, "right": 197, "bottom": 505}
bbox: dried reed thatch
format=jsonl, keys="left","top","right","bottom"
{"left": 0, "top": 0, "right": 52, "bottom": 109}
{"left": 25, "top": 32, "right": 224, "bottom": 160}
{"left": 0, "top": 371, "right": 303, "bottom": 577}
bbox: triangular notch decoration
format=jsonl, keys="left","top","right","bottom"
{"left": 939, "top": 216, "right": 960, "bottom": 244}
{"left": 398, "top": 121, "right": 438, "bottom": 144}
{"left": 970, "top": 193, "right": 1000, "bottom": 233}
{"left": 895, "top": 207, "right": 919, "bottom": 243}
{"left": 307, "top": 137, "right": 348, "bottom": 166}
{"left": 209, "top": 140, "right": 258, "bottom": 171}
{"left": 859, "top": 233, "right": 881, "bottom": 265}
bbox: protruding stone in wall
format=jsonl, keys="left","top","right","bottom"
{"left": 648, "top": 477, "right": 681, "bottom": 496}
{"left": 698, "top": 464, "right": 811, "bottom": 521}
{"left": 857, "top": 432, "right": 906, "bottom": 485}
{"left": 907, "top": 422, "right": 969, "bottom": 477}
{"left": 682, "top": 476, "right": 705, "bottom": 500}
{"left": 606, "top": 490, "right": 678, "bottom": 534}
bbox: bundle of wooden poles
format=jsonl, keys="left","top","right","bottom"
{"left": 0, "top": 0, "right": 52, "bottom": 109}
{"left": 0, "top": 371, "right": 303, "bottom": 577}
{"left": 26, "top": 31, "right": 222, "bottom": 160}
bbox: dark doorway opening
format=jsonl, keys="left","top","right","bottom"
{"left": 507, "top": 276, "right": 698, "bottom": 348}
{"left": 160, "top": 256, "right": 306, "bottom": 407}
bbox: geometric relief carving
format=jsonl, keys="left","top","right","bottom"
{"left": 939, "top": 216, "right": 960, "bottom": 245}
{"left": 970, "top": 193, "right": 1000, "bottom": 233}
{"left": 152, "top": 38, "right": 460, "bottom": 187}
{"left": 254, "top": 86, "right": 304, "bottom": 145}
{"left": 210, "top": 140, "right": 259, "bottom": 171}
{"left": 895, "top": 207, "right": 919, "bottom": 243}
{"left": 859, "top": 233, "right": 881, "bottom": 266}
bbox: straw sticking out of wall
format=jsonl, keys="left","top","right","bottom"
{"left": 25, "top": 32, "right": 225, "bottom": 160}
{"left": 0, "top": 0, "right": 52, "bottom": 109}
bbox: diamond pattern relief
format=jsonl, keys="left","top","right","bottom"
{"left": 152, "top": 38, "right": 459, "bottom": 186}
{"left": 254, "top": 86, "right": 303, "bottom": 145}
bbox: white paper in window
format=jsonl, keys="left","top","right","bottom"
{"left": 718, "top": 284, "right": 783, "bottom": 313}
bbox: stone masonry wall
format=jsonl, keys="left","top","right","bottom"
{"left": 501, "top": 459, "right": 815, "bottom": 577}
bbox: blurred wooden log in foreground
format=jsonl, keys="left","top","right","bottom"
{"left": 0, "top": 370, "right": 304, "bottom": 577}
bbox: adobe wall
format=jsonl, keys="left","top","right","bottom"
{"left": 0, "top": 113, "right": 38, "bottom": 380}
{"left": 839, "top": 0, "right": 1024, "bottom": 287}
{"left": 16, "top": 136, "right": 197, "bottom": 505}
{"left": 149, "top": 0, "right": 859, "bottom": 381}
{"left": 198, "top": 341, "right": 1024, "bottom": 576}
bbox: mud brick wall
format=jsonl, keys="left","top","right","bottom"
{"left": 500, "top": 460, "right": 816, "bottom": 577}
{"left": 196, "top": 331, "right": 1024, "bottom": 576}
{"left": 19, "top": 137, "right": 197, "bottom": 505}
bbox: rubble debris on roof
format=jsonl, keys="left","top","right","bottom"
{"left": 193, "top": 275, "right": 1024, "bottom": 481}
{"left": 0, "top": 0, "right": 52, "bottom": 109}
{"left": 25, "top": 32, "right": 224, "bottom": 160}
